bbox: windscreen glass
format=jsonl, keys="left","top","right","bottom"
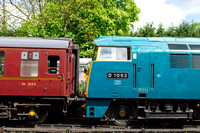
{"left": 98, "top": 47, "right": 131, "bottom": 61}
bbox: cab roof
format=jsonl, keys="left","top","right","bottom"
{"left": 94, "top": 36, "right": 200, "bottom": 50}
{"left": 0, "top": 37, "right": 72, "bottom": 49}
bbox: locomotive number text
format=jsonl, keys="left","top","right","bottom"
{"left": 107, "top": 72, "right": 128, "bottom": 79}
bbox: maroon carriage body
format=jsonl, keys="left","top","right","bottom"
{"left": 0, "top": 37, "right": 79, "bottom": 97}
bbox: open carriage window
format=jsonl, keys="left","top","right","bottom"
{"left": 48, "top": 56, "right": 60, "bottom": 74}
{"left": 0, "top": 51, "right": 5, "bottom": 75}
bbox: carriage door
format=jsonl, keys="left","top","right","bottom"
{"left": 44, "top": 51, "right": 64, "bottom": 96}
{"left": 137, "top": 48, "right": 151, "bottom": 96}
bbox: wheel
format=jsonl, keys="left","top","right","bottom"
{"left": 107, "top": 101, "right": 137, "bottom": 126}
{"left": 26, "top": 108, "right": 48, "bottom": 125}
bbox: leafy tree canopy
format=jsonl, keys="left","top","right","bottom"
{"left": 17, "top": 0, "right": 140, "bottom": 57}
{"left": 133, "top": 21, "right": 200, "bottom": 38}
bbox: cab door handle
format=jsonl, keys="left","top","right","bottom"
{"left": 137, "top": 68, "right": 141, "bottom": 71}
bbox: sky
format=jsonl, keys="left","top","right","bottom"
{"left": 133, "top": 0, "right": 200, "bottom": 30}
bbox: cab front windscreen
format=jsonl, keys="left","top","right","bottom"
{"left": 97, "top": 47, "right": 131, "bottom": 61}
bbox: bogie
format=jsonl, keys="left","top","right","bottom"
{"left": 106, "top": 100, "right": 138, "bottom": 126}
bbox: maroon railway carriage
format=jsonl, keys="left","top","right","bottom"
{"left": 0, "top": 37, "right": 79, "bottom": 123}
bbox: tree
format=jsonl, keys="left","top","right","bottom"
{"left": 0, "top": 0, "right": 8, "bottom": 35}
{"left": 0, "top": 0, "right": 45, "bottom": 36}
{"left": 18, "top": 0, "right": 140, "bottom": 57}
{"left": 191, "top": 22, "right": 200, "bottom": 37}
{"left": 162, "top": 25, "right": 176, "bottom": 37}
{"left": 156, "top": 23, "right": 165, "bottom": 37}
{"left": 2, "top": 0, "right": 7, "bottom": 33}
{"left": 131, "top": 21, "right": 200, "bottom": 38}
{"left": 133, "top": 22, "right": 156, "bottom": 37}
{"left": 174, "top": 21, "right": 200, "bottom": 37}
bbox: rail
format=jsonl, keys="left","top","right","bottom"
{"left": 2, "top": 124, "right": 200, "bottom": 132}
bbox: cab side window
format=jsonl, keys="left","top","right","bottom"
{"left": 0, "top": 51, "right": 5, "bottom": 75}
{"left": 48, "top": 56, "right": 60, "bottom": 74}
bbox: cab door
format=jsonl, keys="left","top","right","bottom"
{"left": 137, "top": 48, "right": 151, "bottom": 95}
{"left": 44, "top": 50, "right": 64, "bottom": 96}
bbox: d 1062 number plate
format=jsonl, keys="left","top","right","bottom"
{"left": 107, "top": 72, "right": 128, "bottom": 79}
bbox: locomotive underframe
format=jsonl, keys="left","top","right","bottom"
{"left": 89, "top": 99, "right": 200, "bottom": 124}
{"left": 94, "top": 98, "right": 200, "bottom": 126}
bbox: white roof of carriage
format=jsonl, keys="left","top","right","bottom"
{"left": 0, "top": 37, "right": 71, "bottom": 49}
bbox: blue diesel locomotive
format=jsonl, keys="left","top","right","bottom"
{"left": 84, "top": 36, "right": 200, "bottom": 125}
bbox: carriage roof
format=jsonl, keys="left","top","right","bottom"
{"left": 0, "top": 37, "right": 71, "bottom": 49}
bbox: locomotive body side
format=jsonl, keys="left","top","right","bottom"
{"left": 85, "top": 36, "right": 200, "bottom": 125}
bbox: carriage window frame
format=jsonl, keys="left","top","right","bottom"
{"left": 47, "top": 56, "right": 60, "bottom": 74}
{"left": 20, "top": 51, "right": 39, "bottom": 77}
{"left": 97, "top": 47, "right": 132, "bottom": 61}
{"left": 0, "top": 51, "right": 5, "bottom": 76}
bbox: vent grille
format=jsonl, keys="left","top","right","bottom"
{"left": 170, "top": 54, "right": 190, "bottom": 68}
{"left": 189, "top": 45, "right": 200, "bottom": 50}
{"left": 168, "top": 44, "right": 188, "bottom": 50}
{"left": 192, "top": 55, "right": 200, "bottom": 69}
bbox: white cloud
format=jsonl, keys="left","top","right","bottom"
{"left": 167, "top": 0, "right": 200, "bottom": 15}
{"left": 133, "top": 0, "right": 186, "bottom": 30}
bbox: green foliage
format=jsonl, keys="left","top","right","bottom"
{"left": 165, "top": 26, "right": 177, "bottom": 37}
{"left": 17, "top": 0, "right": 140, "bottom": 57}
{"left": 79, "top": 80, "right": 86, "bottom": 94}
{"left": 3, "top": 1, "right": 200, "bottom": 58}
{"left": 0, "top": 29, "right": 16, "bottom": 36}
{"left": 133, "top": 21, "right": 200, "bottom": 37}
{"left": 156, "top": 23, "right": 165, "bottom": 37}
{"left": 133, "top": 22, "right": 156, "bottom": 37}
{"left": 176, "top": 21, "right": 200, "bottom": 37}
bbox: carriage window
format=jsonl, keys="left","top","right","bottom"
{"left": 20, "top": 51, "right": 39, "bottom": 77}
{"left": 20, "top": 60, "right": 39, "bottom": 77}
{"left": 97, "top": 47, "right": 131, "bottom": 61}
{"left": 48, "top": 56, "right": 60, "bottom": 74}
{"left": 0, "top": 51, "right": 5, "bottom": 75}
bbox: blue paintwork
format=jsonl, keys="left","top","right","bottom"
{"left": 86, "top": 99, "right": 111, "bottom": 118}
{"left": 86, "top": 36, "right": 200, "bottom": 118}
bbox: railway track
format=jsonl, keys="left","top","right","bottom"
{"left": 2, "top": 117, "right": 200, "bottom": 132}
{"left": 2, "top": 124, "right": 200, "bottom": 132}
